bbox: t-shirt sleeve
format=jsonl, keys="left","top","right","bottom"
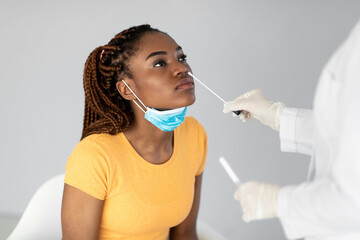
{"left": 196, "top": 121, "right": 208, "bottom": 176}
{"left": 64, "top": 138, "right": 110, "bottom": 200}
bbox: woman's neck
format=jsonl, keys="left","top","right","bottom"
{"left": 123, "top": 115, "right": 174, "bottom": 165}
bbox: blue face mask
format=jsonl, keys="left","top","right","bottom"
{"left": 144, "top": 107, "right": 187, "bottom": 132}
{"left": 122, "top": 80, "right": 187, "bottom": 132}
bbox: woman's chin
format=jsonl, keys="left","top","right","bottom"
{"left": 182, "top": 95, "right": 196, "bottom": 107}
{"left": 155, "top": 95, "right": 196, "bottom": 109}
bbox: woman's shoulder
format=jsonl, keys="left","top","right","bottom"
{"left": 183, "top": 116, "right": 201, "bottom": 126}
{"left": 67, "top": 133, "right": 121, "bottom": 172}
{"left": 80, "top": 133, "right": 119, "bottom": 145}
{"left": 181, "top": 117, "right": 207, "bottom": 136}
{"left": 73, "top": 133, "right": 121, "bottom": 156}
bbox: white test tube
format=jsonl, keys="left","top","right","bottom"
{"left": 219, "top": 156, "right": 242, "bottom": 188}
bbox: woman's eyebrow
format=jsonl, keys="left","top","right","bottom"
{"left": 146, "top": 51, "right": 166, "bottom": 60}
{"left": 145, "top": 46, "right": 183, "bottom": 61}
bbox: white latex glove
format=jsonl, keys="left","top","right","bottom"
{"left": 223, "top": 89, "right": 285, "bottom": 131}
{"left": 234, "top": 181, "right": 281, "bottom": 223}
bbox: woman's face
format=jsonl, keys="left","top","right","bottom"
{"left": 125, "top": 32, "right": 195, "bottom": 110}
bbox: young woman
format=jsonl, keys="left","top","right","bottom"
{"left": 61, "top": 25, "right": 207, "bottom": 240}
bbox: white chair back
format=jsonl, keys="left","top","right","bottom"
{"left": 7, "top": 174, "right": 64, "bottom": 240}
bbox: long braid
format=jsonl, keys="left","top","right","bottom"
{"left": 81, "top": 24, "right": 161, "bottom": 140}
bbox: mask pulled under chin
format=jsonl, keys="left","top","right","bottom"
{"left": 144, "top": 107, "right": 187, "bottom": 132}
{"left": 121, "top": 80, "right": 187, "bottom": 132}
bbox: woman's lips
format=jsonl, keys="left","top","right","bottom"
{"left": 176, "top": 77, "right": 194, "bottom": 90}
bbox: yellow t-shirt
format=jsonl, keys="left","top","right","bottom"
{"left": 64, "top": 117, "right": 207, "bottom": 240}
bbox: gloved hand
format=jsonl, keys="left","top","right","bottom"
{"left": 223, "top": 89, "right": 285, "bottom": 131}
{"left": 234, "top": 181, "right": 281, "bottom": 223}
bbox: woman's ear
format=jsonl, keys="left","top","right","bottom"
{"left": 116, "top": 79, "right": 136, "bottom": 101}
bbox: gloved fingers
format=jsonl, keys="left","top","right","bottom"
{"left": 242, "top": 181, "right": 261, "bottom": 192}
{"left": 233, "top": 89, "right": 263, "bottom": 101}
{"left": 239, "top": 112, "right": 245, "bottom": 120}
{"left": 233, "top": 94, "right": 249, "bottom": 102}
{"left": 235, "top": 182, "right": 258, "bottom": 223}
{"left": 242, "top": 113, "right": 248, "bottom": 122}
{"left": 234, "top": 187, "right": 242, "bottom": 201}
{"left": 235, "top": 187, "right": 252, "bottom": 223}
{"left": 242, "top": 111, "right": 252, "bottom": 122}
{"left": 244, "top": 89, "right": 263, "bottom": 99}
{"left": 242, "top": 213, "right": 254, "bottom": 223}
{"left": 232, "top": 111, "right": 250, "bottom": 120}
{"left": 235, "top": 181, "right": 281, "bottom": 223}
{"left": 223, "top": 101, "right": 243, "bottom": 113}
{"left": 236, "top": 182, "right": 258, "bottom": 220}
{"left": 234, "top": 181, "right": 258, "bottom": 204}
{"left": 224, "top": 90, "right": 265, "bottom": 114}
{"left": 224, "top": 99, "right": 253, "bottom": 114}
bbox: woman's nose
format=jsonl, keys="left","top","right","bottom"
{"left": 172, "top": 61, "right": 188, "bottom": 77}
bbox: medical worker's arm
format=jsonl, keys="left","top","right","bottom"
{"left": 169, "top": 174, "right": 202, "bottom": 240}
{"left": 61, "top": 184, "right": 104, "bottom": 240}
{"left": 223, "top": 91, "right": 314, "bottom": 156}
{"left": 279, "top": 108, "right": 313, "bottom": 155}
{"left": 236, "top": 21, "right": 360, "bottom": 238}
{"left": 277, "top": 23, "right": 360, "bottom": 238}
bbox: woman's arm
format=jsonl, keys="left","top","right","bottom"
{"left": 61, "top": 184, "right": 104, "bottom": 240}
{"left": 169, "top": 173, "right": 203, "bottom": 240}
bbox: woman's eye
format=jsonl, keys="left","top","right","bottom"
{"left": 154, "top": 60, "right": 166, "bottom": 68}
{"left": 179, "top": 54, "right": 187, "bottom": 62}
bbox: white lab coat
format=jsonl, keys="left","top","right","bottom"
{"left": 277, "top": 20, "right": 360, "bottom": 240}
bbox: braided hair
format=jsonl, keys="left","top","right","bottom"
{"left": 81, "top": 24, "right": 162, "bottom": 140}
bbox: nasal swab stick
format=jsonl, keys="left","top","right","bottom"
{"left": 188, "top": 72, "right": 241, "bottom": 115}
{"left": 188, "top": 72, "right": 226, "bottom": 103}
{"left": 219, "top": 157, "right": 242, "bottom": 187}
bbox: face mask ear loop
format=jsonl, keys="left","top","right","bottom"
{"left": 122, "top": 80, "right": 147, "bottom": 113}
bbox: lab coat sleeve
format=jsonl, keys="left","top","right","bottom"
{"left": 279, "top": 107, "right": 314, "bottom": 156}
{"left": 277, "top": 21, "right": 360, "bottom": 239}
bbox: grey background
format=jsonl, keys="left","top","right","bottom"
{"left": 0, "top": 0, "right": 359, "bottom": 239}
